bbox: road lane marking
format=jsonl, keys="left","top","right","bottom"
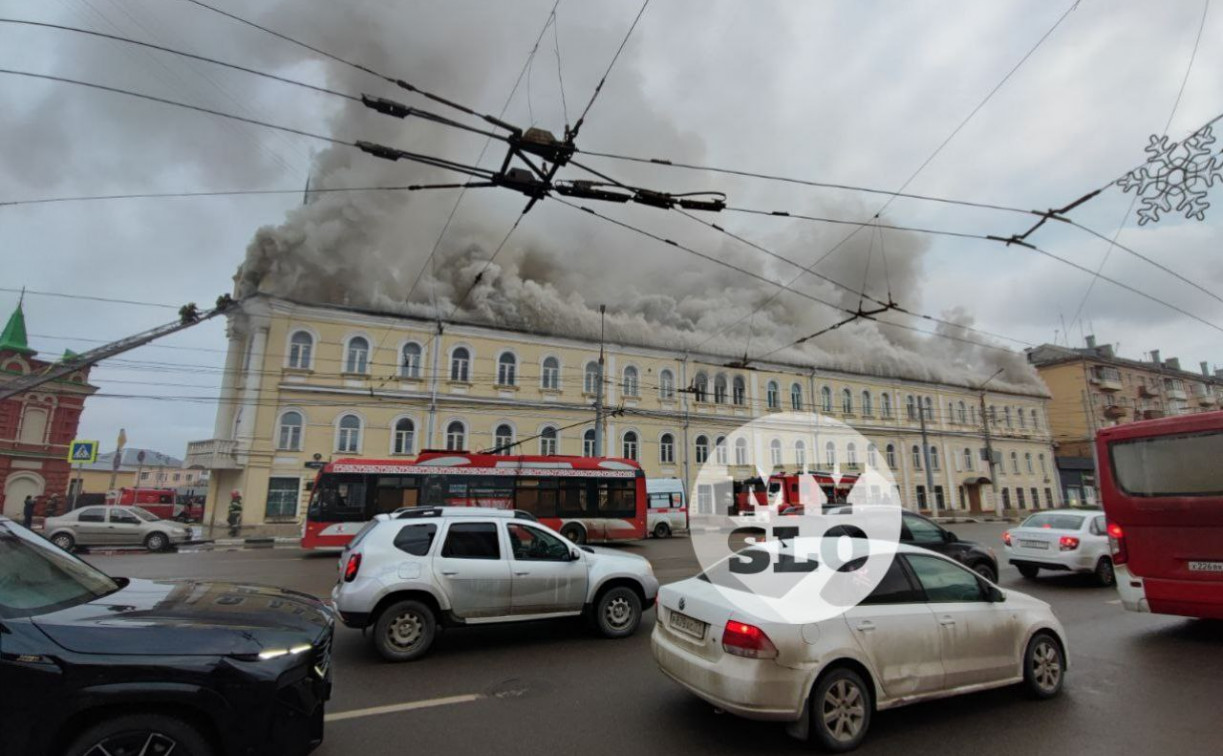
{"left": 1105, "top": 599, "right": 1122, "bottom": 604}
{"left": 325, "top": 694, "right": 484, "bottom": 722}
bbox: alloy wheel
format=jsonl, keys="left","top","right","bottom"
{"left": 604, "top": 596, "right": 633, "bottom": 629}
{"left": 821, "top": 679, "right": 866, "bottom": 743}
{"left": 83, "top": 730, "right": 178, "bottom": 756}
{"left": 1030, "top": 639, "right": 1062, "bottom": 693}
{"left": 388, "top": 610, "right": 424, "bottom": 649}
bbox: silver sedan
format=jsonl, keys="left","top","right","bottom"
{"left": 45, "top": 505, "right": 195, "bottom": 552}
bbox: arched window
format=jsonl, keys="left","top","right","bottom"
{"left": 1025, "top": 452, "right": 1034, "bottom": 474}
{"left": 450, "top": 347, "right": 471, "bottom": 382}
{"left": 1018, "top": 408, "right": 1027, "bottom": 428}
{"left": 693, "top": 372, "right": 709, "bottom": 402}
{"left": 277, "top": 411, "right": 303, "bottom": 450}
{"left": 732, "top": 376, "right": 746, "bottom": 405}
{"left": 929, "top": 445, "right": 940, "bottom": 470}
{"left": 401, "top": 342, "right": 422, "bottom": 379}
{"left": 496, "top": 352, "right": 517, "bottom": 386}
{"left": 337, "top": 414, "right": 362, "bottom": 453}
{"left": 345, "top": 336, "right": 369, "bottom": 374}
{"left": 769, "top": 438, "right": 782, "bottom": 466}
{"left": 867, "top": 443, "right": 878, "bottom": 468}
{"left": 906, "top": 395, "right": 917, "bottom": 419}
{"left": 911, "top": 444, "right": 923, "bottom": 470}
{"left": 766, "top": 381, "right": 780, "bottom": 409}
{"left": 842, "top": 388, "right": 853, "bottom": 415}
{"left": 445, "top": 421, "right": 466, "bottom": 451}
{"left": 989, "top": 405, "right": 998, "bottom": 426}
{"left": 958, "top": 401, "right": 967, "bottom": 425}
{"left": 660, "top": 433, "right": 676, "bottom": 464}
{"left": 288, "top": 331, "right": 313, "bottom": 369}
{"left": 659, "top": 369, "right": 675, "bottom": 400}
{"left": 1031, "top": 409, "right": 1039, "bottom": 429}
{"left": 1039, "top": 453, "right": 1047, "bottom": 475}
{"left": 694, "top": 435, "right": 710, "bottom": 464}
{"left": 964, "top": 447, "right": 974, "bottom": 471}
{"left": 1010, "top": 451, "right": 1020, "bottom": 473}
{"left": 862, "top": 390, "right": 873, "bottom": 416}
{"left": 623, "top": 366, "right": 640, "bottom": 397}
{"left": 795, "top": 440, "right": 807, "bottom": 468}
{"left": 881, "top": 393, "right": 892, "bottom": 418}
{"left": 494, "top": 424, "right": 514, "bottom": 454}
{"left": 948, "top": 402, "right": 956, "bottom": 424}
{"left": 584, "top": 362, "right": 600, "bottom": 394}
{"left": 923, "top": 397, "right": 933, "bottom": 421}
{"left": 715, "top": 436, "right": 728, "bottom": 465}
{"left": 541, "top": 356, "right": 560, "bottom": 390}
{"left": 1004, "top": 407, "right": 1013, "bottom": 428}
{"left": 821, "top": 385, "right": 833, "bottom": 412}
{"left": 733, "top": 437, "right": 748, "bottom": 465}
{"left": 393, "top": 418, "right": 416, "bottom": 455}
{"left": 885, "top": 443, "right": 897, "bottom": 468}
{"left": 846, "top": 442, "right": 858, "bottom": 466}
{"left": 790, "top": 383, "right": 803, "bottom": 411}
{"left": 540, "top": 426, "right": 558, "bottom": 456}
{"left": 713, "top": 374, "right": 728, "bottom": 403}
{"left": 622, "top": 431, "right": 639, "bottom": 461}
{"left": 583, "top": 428, "right": 597, "bottom": 457}
{"left": 825, "top": 441, "right": 837, "bottom": 467}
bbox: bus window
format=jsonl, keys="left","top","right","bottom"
{"left": 470, "top": 476, "right": 515, "bottom": 509}
{"left": 559, "top": 480, "right": 588, "bottom": 516}
{"left": 374, "top": 476, "right": 420, "bottom": 514}
{"left": 421, "top": 475, "right": 448, "bottom": 507}
{"left": 599, "top": 479, "right": 637, "bottom": 518}
{"left": 1109, "top": 430, "right": 1223, "bottom": 497}
{"left": 516, "top": 478, "right": 559, "bottom": 517}
{"left": 314, "top": 475, "right": 367, "bottom": 520}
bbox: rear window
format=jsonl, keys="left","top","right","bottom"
{"left": 394, "top": 523, "right": 438, "bottom": 556}
{"left": 1109, "top": 430, "right": 1223, "bottom": 497}
{"left": 1021, "top": 513, "right": 1086, "bottom": 530}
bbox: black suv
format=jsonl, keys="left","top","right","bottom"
{"left": 827, "top": 507, "right": 1000, "bottom": 582}
{"left": 0, "top": 517, "right": 333, "bottom": 756}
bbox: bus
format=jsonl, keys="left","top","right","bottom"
{"left": 302, "top": 450, "right": 647, "bottom": 550}
{"left": 646, "top": 477, "right": 687, "bottom": 538}
{"left": 1097, "top": 411, "right": 1223, "bottom": 620}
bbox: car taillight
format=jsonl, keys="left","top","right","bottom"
{"left": 343, "top": 553, "right": 362, "bottom": 582}
{"left": 1107, "top": 522, "right": 1128, "bottom": 565}
{"left": 1002, "top": 531, "right": 1011, "bottom": 546}
{"left": 1059, "top": 536, "right": 1080, "bottom": 551}
{"left": 722, "top": 620, "right": 778, "bottom": 659}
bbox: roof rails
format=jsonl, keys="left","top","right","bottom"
{"left": 391, "top": 506, "right": 538, "bottom": 522}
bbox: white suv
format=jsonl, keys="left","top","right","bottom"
{"left": 1004, "top": 508, "right": 1114, "bottom": 586}
{"left": 331, "top": 507, "right": 660, "bottom": 661}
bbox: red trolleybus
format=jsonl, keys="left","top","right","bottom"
{"left": 1097, "top": 411, "right": 1223, "bottom": 620}
{"left": 302, "top": 450, "right": 647, "bottom": 550}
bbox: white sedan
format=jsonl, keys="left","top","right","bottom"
{"left": 652, "top": 541, "right": 1067, "bottom": 752}
{"left": 1003, "top": 508, "right": 1114, "bottom": 586}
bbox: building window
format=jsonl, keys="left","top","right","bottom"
{"left": 1044, "top": 487, "right": 1054, "bottom": 507}
{"left": 265, "top": 477, "right": 300, "bottom": 519}
{"left": 1031, "top": 487, "right": 1040, "bottom": 510}
{"left": 693, "top": 373, "right": 709, "bottom": 402}
{"left": 881, "top": 393, "right": 892, "bottom": 418}
{"left": 541, "top": 356, "right": 560, "bottom": 390}
{"left": 867, "top": 443, "right": 877, "bottom": 468}
{"left": 388, "top": 417, "right": 414, "bottom": 455}
{"left": 659, "top": 369, "right": 675, "bottom": 400}
{"left": 734, "top": 437, "right": 748, "bottom": 465}
{"left": 140, "top": 471, "right": 150, "bottom": 481}
{"left": 1016, "top": 488, "right": 1026, "bottom": 509}
{"left": 445, "top": 421, "right": 466, "bottom": 451}
{"left": 1002, "top": 488, "right": 1012, "bottom": 509}
{"left": 451, "top": 347, "right": 471, "bottom": 382}
{"left": 846, "top": 442, "right": 858, "bottom": 467}
{"left": 623, "top": 431, "right": 639, "bottom": 461}
{"left": 623, "top": 366, "right": 640, "bottom": 397}
{"left": 733, "top": 376, "right": 746, "bottom": 405}
{"left": 958, "top": 401, "right": 967, "bottom": 425}
{"left": 713, "top": 374, "right": 728, "bottom": 403}
{"left": 767, "top": 381, "right": 780, "bottom": 409}
{"left": 842, "top": 388, "right": 853, "bottom": 414}
{"left": 387, "top": 344, "right": 414, "bottom": 381}
{"left": 497, "top": 352, "right": 517, "bottom": 386}
{"left": 494, "top": 423, "right": 514, "bottom": 454}
{"left": 825, "top": 441, "right": 837, "bottom": 467}
{"left": 288, "top": 331, "right": 313, "bottom": 369}
{"left": 1018, "top": 408, "right": 1027, "bottom": 428}
{"left": 791, "top": 383, "right": 803, "bottom": 411}
{"left": 907, "top": 395, "right": 917, "bottom": 419}
{"left": 911, "top": 444, "right": 922, "bottom": 470}
{"left": 861, "top": 390, "right": 873, "bottom": 416}
{"left": 1025, "top": 452, "right": 1034, "bottom": 474}
{"left": 886, "top": 443, "right": 897, "bottom": 468}
{"left": 769, "top": 438, "right": 782, "bottom": 466}
{"left": 345, "top": 336, "right": 370, "bottom": 374}
{"left": 989, "top": 405, "right": 998, "bottom": 426}
{"left": 916, "top": 485, "right": 927, "bottom": 509}
{"left": 1004, "top": 407, "right": 1013, "bottom": 428}
{"left": 1010, "top": 451, "right": 1020, "bottom": 474}
{"left": 795, "top": 440, "right": 807, "bottom": 468}
{"left": 821, "top": 385, "right": 833, "bottom": 412}
{"left": 923, "top": 397, "right": 933, "bottom": 421}
{"left": 964, "top": 447, "right": 974, "bottom": 471}
{"left": 695, "top": 435, "right": 709, "bottom": 464}
{"left": 1039, "top": 453, "right": 1047, "bottom": 476}
{"left": 584, "top": 362, "right": 600, "bottom": 394}
{"left": 1031, "top": 409, "right": 1039, "bottom": 429}
{"left": 540, "top": 426, "right": 558, "bottom": 456}
{"left": 948, "top": 402, "right": 955, "bottom": 424}
{"left": 277, "top": 410, "right": 303, "bottom": 450}
{"left": 583, "top": 428, "right": 597, "bottom": 457}
{"left": 337, "top": 414, "right": 362, "bottom": 453}
{"left": 660, "top": 433, "right": 675, "bottom": 464}
{"left": 929, "top": 445, "right": 940, "bottom": 470}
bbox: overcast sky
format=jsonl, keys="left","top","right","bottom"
{"left": 3, "top": 0, "right": 1222, "bottom": 458}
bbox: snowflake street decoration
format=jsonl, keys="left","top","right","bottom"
{"left": 1116, "top": 125, "right": 1223, "bottom": 225}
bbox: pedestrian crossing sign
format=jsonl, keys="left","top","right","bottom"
{"left": 68, "top": 440, "right": 99, "bottom": 464}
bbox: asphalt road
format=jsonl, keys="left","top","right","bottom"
{"left": 86, "top": 522, "right": 1222, "bottom": 756}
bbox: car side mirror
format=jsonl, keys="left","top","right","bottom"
{"left": 944, "top": 530, "right": 958, "bottom": 543}
{"left": 988, "top": 586, "right": 1006, "bottom": 602}
{"left": 569, "top": 548, "right": 581, "bottom": 561}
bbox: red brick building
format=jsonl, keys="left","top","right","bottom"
{"left": 0, "top": 301, "right": 97, "bottom": 518}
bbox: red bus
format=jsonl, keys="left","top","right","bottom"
{"left": 302, "top": 450, "right": 647, "bottom": 550}
{"left": 731, "top": 471, "right": 859, "bottom": 515}
{"left": 1097, "top": 411, "right": 1223, "bottom": 620}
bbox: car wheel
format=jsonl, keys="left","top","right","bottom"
{"left": 653, "top": 522, "right": 671, "bottom": 539}
{"left": 1095, "top": 557, "right": 1116, "bottom": 587}
{"left": 594, "top": 586, "right": 642, "bottom": 638}
{"left": 50, "top": 532, "right": 75, "bottom": 552}
{"left": 971, "top": 561, "right": 998, "bottom": 583}
{"left": 64, "top": 713, "right": 214, "bottom": 756}
{"left": 809, "top": 667, "right": 872, "bottom": 752}
{"left": 373, "top": 600, "right": 436, "bottom": 662}
{"left": 1023, "top": 632, "right": 1065, "bottom": 699}
{"left": 560, "top": 523, "right": 587, "bottom": 544}
{"left": 145, "top": 532, "right": 170, "bottom": 552}
{"left": 1016, "top": 564, "right": 1040, "bottom": 579}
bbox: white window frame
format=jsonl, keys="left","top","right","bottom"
{"left": 343, "top": 334, "right": 371, "bottom": 375}
{"left": 541, "top": 355, "right": 561, "bottom": 390}
{"left": 496, "top": 351, "right": 518, "bottom": 387}
{"left": 694, "top": 435, "right": 710, "bottom": 464}
{"left": 391, "top": 416, "right": 417, "bottom": 455}
{"left": 623, "top": 365, "right": 640, "bottom": 397}
{"left": 286, "top": 329, "right": 316, "bottom": 370}
{"left": 539, "top": 425, "right": 558, "bottom": 456}
{"left": 400, "top": 340, "right": 424, "bottom": 379}
{"left": 276, "top": 409, "right": 305, "bottom": 451}
{"left": 660, "top": 432, "right": 675, "bottom": 464}
{"left": 494, "top": 422, "right": 515, "bottom": 454}
{"left": 659, "top": 369, "right": 675, "bottom": 400}
{"left": 449, "top": 345, "right": 473, "bottom": 383}
{"left": 622, "top": 430, "right": 639, "bottom": 461}
{"left": 444, "top": 419, "right": 468, "bottom": 451}
{"left": 335, "top": 412, "right": 364, "bottom": 453}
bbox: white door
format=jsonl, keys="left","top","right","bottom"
{"left": 842, "top": 558, "right": 945, "bottom": 698}
{"left": 905, "top": 554, "right": 1017, "bottom": 687}
{"left": 3, "top": 473, "right": 44, "bottom": 518}
{"left": 433, "top": 521, "right": 513, "bottom": 620}
{"left": 506, "top": 522, "right": 587, "bottom": 614}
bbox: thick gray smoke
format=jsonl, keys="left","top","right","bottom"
{"left": 234, "top": 1, "right": 1044, "bottom": 395}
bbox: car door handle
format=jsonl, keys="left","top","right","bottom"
{"left": 854, "top": 620, "right": 875, "bottom": 632}
{"left": 440, "top": 570, "right": 459, "bottom": 576}
{"left": 939, "top": 617, "right": 957, "bottom": 626}
{"left": 514, "top": 571, "right": 530, "bottom": 576}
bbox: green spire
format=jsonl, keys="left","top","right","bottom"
{"left": 0, "top": 302, "right": 35, "bottom": 355}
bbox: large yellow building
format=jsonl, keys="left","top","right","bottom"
{"left": 187, "top": 296, "right": 1060, "bottom": 534}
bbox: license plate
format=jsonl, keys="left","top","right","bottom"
{"left": 190, "top": 527, "right": 202, "bottom": 540}
{"left": 1188, "top": 561, "right": 1223, "bottom": 573}
{"left": 1019, "top": 540, "right": 1049, "bottom": 550}
{"left": 669, "top": 610, "right": 707, "bottom": 640}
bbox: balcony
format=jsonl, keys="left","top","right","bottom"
{"left": 1166, "top": 387, "right": 1187, "bottom": 401}
{"left": 1091, "top": 373, "right": 1122, "bottom": 392}
{"left": 1139, "top": 385, "right": 1157, "bottom": 398}
{"left": 1103, "top": 405, "right": 1127, "bottom": 420}
{"left": 185, "top": 438, "right": 241, "bottom": 470}
{"left": 1199, "top": 393, "right": 1219, "bottom": 405}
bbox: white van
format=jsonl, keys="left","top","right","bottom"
{"left": 646, "top": 478, "right": 687, "bottom": 538}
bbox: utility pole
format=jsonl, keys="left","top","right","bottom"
{"left": 918, "top": 399, "right": 936, "bottom": 511}
{"left": 979, "top": 391, "right": 998, "bottom": 515}
{"left": 593, "top": 305, "right": 606, "bottom": 456}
